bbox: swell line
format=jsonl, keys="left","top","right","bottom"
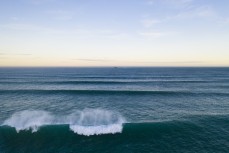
{"left": 1, "top": 89, "right": 229, "bottom": 96}
{"left": 0, "top": 80, "right": 217, "bottom": 86}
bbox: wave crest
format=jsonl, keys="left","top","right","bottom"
{"left": 2, "top": 109, "right": 125, "bottom": 136}
{"left": 68, "top": 109, "right": 124, "bottom": 136}
{"left": 3, "top": 110, "right": 53, "bottom": 132}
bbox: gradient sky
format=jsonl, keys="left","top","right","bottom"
{"left": 0, "top": 0, "right": 229, "bottom": 66}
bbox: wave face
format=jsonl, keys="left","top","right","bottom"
{"left": 2, "top": 109, "right": 125, "bottom": 136}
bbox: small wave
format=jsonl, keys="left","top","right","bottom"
{"left": 2, "top": 89, "right": 229, "bottom": 96}
{"left": 2, "top": 109, "right": 125, "bottom": 136}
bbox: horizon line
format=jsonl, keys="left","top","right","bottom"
{"left": 0, "top": 66, "right": 229, "bottom": 68}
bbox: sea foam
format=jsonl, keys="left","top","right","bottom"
{"left": 2, "top": 109, "right": 125, "bottom": 136}
{"left": 67, "top": 109, "right": 124, "bottom": 136}
{"left": 2, "top": 110, "right": 53, "bottom": 132}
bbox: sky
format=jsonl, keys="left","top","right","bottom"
{"left": 0, "top": 0, "right": 229, "bottom": 67}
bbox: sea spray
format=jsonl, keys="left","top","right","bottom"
{"left": 2, "top": 109, "right": 125, "bottom": 136}
{"left": 2, "top": 110, "right": 53, "bottom": 132}
{"left": 68, "top": 109, "right": 125, "bottom": 136}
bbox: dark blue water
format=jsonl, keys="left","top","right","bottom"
{"left": 1, "top": 67, "right": 229, "bottom": 152}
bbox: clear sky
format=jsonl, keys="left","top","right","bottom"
{"left": 0, "top": 0, "right": 229, "bottom": 67}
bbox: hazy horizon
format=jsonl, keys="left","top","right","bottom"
{"left": 1, "top": 0, "right": 229, "bottom": 67}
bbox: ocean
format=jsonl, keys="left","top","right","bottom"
{"left": 0, "top": 67, "right": 229, "bottom": 153}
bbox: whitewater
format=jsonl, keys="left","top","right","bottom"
{"left": 2, "top": 109, "right": 125, "bottom": 136}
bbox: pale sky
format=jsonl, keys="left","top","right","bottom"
{"left": 0, "top": 0, "right": 229, "bottom": 66}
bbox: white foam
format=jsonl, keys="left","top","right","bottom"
{"left": 68, "top": 109, "right": 125, "bottom": 136}
{"left": 2, "top": 110, "right": 53, "bottom": 132}
{"left": 70, "top": 124, "right": 123, "bottom": 136}
{"left": 2, "top": 109, "right": 125, "bottom": 136}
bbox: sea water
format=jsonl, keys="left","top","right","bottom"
{"left": 1, "top": 67, "right": 229, "bottom": 152}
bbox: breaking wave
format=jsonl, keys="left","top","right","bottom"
{"left": 2, "top": 109, "right": 125, "bottom": 136}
